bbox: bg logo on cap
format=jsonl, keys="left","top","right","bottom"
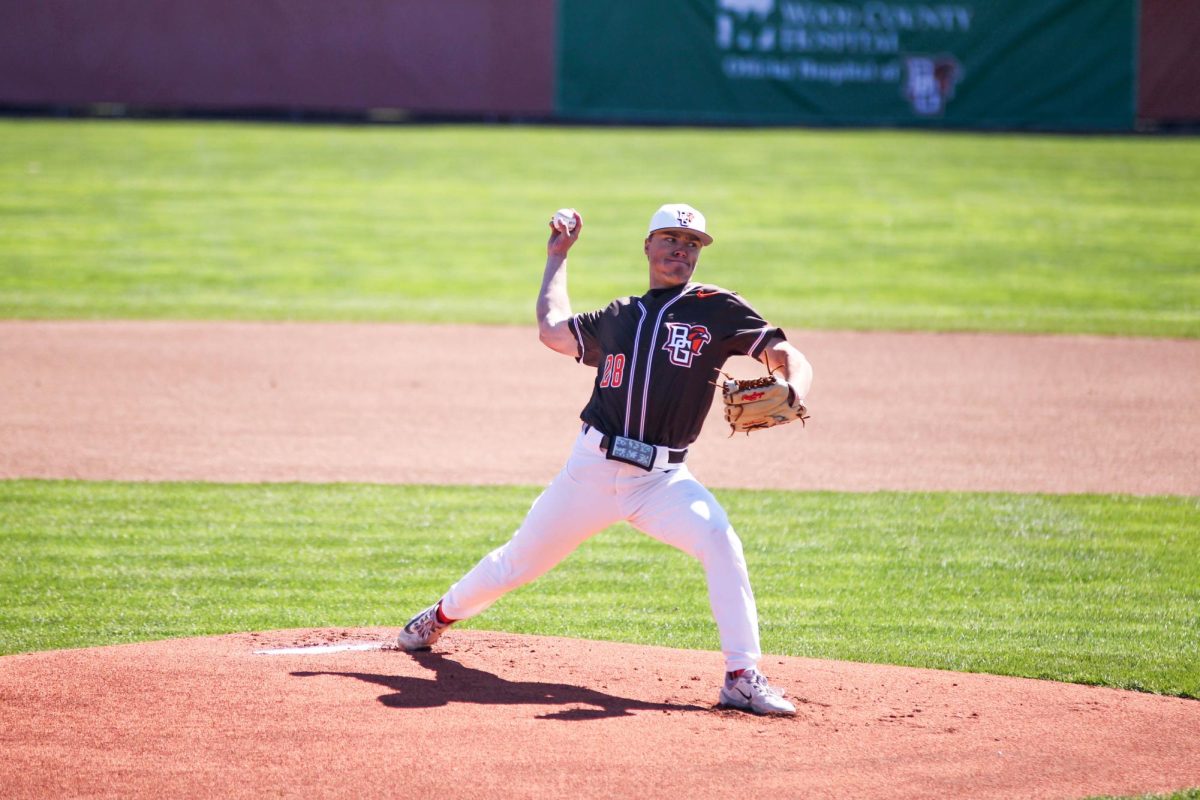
{"left": 648, "top": 203, "right": 713, "bottom": 245}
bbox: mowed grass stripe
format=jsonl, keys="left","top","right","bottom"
{"left": 1, "top": 480, "right": 1195, "bottom": 698}
{"left": 1, "top": 119, "right": 1197, "bottom": 336}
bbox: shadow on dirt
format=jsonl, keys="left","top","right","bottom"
{"left": 293, "top": 649, "right": 707, "bottom": 721}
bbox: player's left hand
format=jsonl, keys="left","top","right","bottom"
{"left": 721, "top": 373, "right": 810, "bottom": 434}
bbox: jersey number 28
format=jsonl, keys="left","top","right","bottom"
{"left": 599, "top": 353, "right": 626, "bottom": 388}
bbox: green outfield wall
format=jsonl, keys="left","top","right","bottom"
{"left": 557, "top": 0, "right": 1138, "bottom": 130}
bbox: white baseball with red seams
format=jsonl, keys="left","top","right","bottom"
{"left": 551, "top": 208, "right": 577, "bottom": 234}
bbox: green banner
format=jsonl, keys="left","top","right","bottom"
{"left": 557, "top": 0, "right": 1136, "bottom": 130}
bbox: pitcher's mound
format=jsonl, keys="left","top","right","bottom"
{"left": 1, "top": 629, "right": 1197, "bottom": 799}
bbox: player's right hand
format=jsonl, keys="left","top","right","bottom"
{"left": 547, "top": 210, "right": 582, "bottom": 257}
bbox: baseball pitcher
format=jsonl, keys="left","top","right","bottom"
{"left": 398, "top": 203, "right": 813, "bottom": 715}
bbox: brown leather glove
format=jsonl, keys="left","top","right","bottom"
{"left": 721, "top": 374, "right": 809, "bottom": 434}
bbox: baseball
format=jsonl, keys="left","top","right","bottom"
{"left": 551, "top": 208, "right": 578, "bottom": 235}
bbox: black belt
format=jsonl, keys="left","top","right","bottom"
{"left": 584, "top": 424, "right": 688, "bottom": 464}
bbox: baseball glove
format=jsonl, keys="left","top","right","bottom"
{"left": 721, "top": 373, "right": 809, "bottom": 434}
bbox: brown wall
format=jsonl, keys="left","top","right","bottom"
{"left": 0, "top": 0, "right": 555, "bottom": 115}
{"left": 4, "top": 0, "right": 1197, "bottom": 126}
{"left": 1137, "top": 0, "right": 1200, "bottom": 122}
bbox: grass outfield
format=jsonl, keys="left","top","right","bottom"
{"left": 1, "top": 118, "right": 1197, "bottom": 336}
{"left": 2, "top": 480, "right": 1196, "bottom": 698}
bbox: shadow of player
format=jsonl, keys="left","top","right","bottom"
{"left": 293, "top": 648, "right": 706, "bottom": 721}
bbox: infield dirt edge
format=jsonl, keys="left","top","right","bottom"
{"left": 2, "top": 627, "right": 1199, "bottom": 800}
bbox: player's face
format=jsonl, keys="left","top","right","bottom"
{"left": 645, "top": 230, "right": 705, "bottom": 289}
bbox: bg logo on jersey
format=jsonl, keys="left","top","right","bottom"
{"left": 662, "top": 323, "right": 712, "bottom": 367}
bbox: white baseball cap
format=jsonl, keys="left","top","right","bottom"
{"left": 647, "top": 203, "right": 713, "bottom": 245}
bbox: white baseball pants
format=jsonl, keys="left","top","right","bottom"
{"left": 440, "top": 428, "right": 763, "bottom": 672}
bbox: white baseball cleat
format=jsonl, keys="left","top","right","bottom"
{"left": 396, "top": 602, "right": 452, "bottom": 651}
{"left": 718, "top": 669, "right": 797, "bottom": 716}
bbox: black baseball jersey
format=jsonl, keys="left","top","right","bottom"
{"left": 568, "top": 282, "right": 782, "bottom": 450}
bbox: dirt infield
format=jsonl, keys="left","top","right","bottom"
{"left": 2, "top": 321, "right": 1198, "bottom": 494}
{"left": 2, "top": 629, "right": 1198, "bottom": 800}
{"left": 2, "top": 320, "right": 1198, "bottom": 799}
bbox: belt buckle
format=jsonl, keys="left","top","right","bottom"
{"left": 605, "top": 435, "right": 656, "bottom": 471}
